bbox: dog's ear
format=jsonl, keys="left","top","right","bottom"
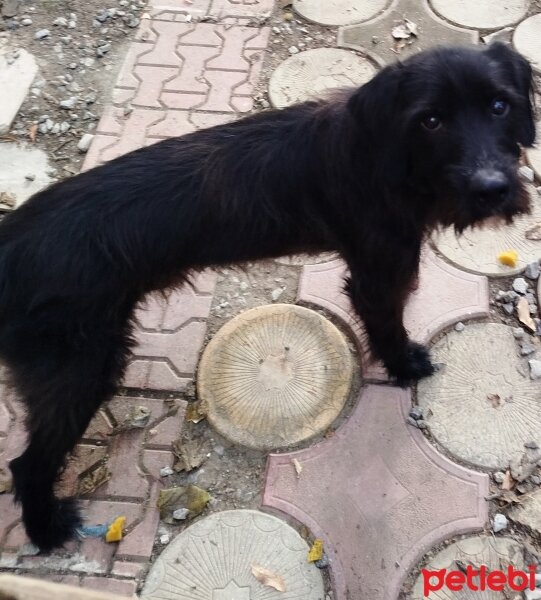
{"left": 347, "top": 63, "right": 407, "bottom": 188}
{"left": 486, "top": 41, "right": 536, "bottom": 147}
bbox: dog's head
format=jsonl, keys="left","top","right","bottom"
{"left": 348, "top": 43, "right": 536, "bottom": 231}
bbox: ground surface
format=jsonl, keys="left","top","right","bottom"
{"left": 1, "top": 0, "right": 541, "bottom": 598}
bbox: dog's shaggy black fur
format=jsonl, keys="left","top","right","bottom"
{"left": 0, "top": 42, "right": 535, "bottom": 550}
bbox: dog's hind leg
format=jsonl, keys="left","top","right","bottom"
{"left": 8, "top": 332, "right": 130, "bottom": 551}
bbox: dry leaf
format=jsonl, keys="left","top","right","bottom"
{"left": 517, "top": 297, "right": 536, "bottom": 333}
{"left": 29, "top": 123, "right": 38, "bottom": 142}
{"left": 0, "top": 468, "right": 12, "bottom": 494}
{"left": 405, "top": 19, "right": 418, "bottom": 36}
{"left": 486, "top": 393, "right": 501, "bottom": 408}
{"left": 487, "top": 490, "right": 524, "bottom": 507}
{"left": 251, "top": 564, "right": 286, "bottom": 592}
{"left": 185, "top": 401, "right": 207, "bottom": 424}
{"left": 308, "top": 539, "right": 324, "bottom": 562}
{"left": 502, "top": 469, "right": 514, "bottom": 491}
{"left": 0, "top": 192, "right": 16, "bottom": 208}
{"left": 173, "top": 438, "right": 209, "bottom": 472}
{"left": 76, "top": 464, "right": 111, "bottom": 495}
{"left": 157, "top": 485, "right": 210, "bottom": 524}
{"left": 525, "top": 222, "right": 541, "bottom": 240}
{"left": 292, "top": 458, "right": 302, "bottom": 478}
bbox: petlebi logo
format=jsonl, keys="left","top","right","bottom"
{"left": 422, "top": 564, "right": 537, "bottom": 596}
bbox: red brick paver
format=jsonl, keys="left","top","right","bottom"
{"left": 297, "top": 246, "right": 490, "bottom": 380}
{"left": 263, "top": 385, "right": 489, "bottom": 600}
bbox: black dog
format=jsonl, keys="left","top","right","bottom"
{"left": 0, "top": 42, "right": 535, "bottom": 551}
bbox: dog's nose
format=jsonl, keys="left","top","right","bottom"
{"left": 470, "top": 169, "right": 509, "bottom": 204}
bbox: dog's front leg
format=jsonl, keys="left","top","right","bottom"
{"left": 345, "top": 255, "right": 435, "bottom": 386}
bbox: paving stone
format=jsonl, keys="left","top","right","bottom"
{"left": 297, "top": 246, "right": 489, "bottom": 380}
{"left": 0, "top": 48, "right": 38, "bottom": 135}
{"left": 198, "top": 304, "right": 354, "bottom": 450}
{"left": 514, "top": 14, "right": 541, "bottom": 73}
{"left": 293, "top": 0, "right": 388, "bottom": 26}
{"left": 141, "top": 509, "right": 324, "bottom": 599}
{"left": 418, "top": 323, "right": 541, "bottom": 469}
{"left": 83, "top": 576, "right": 137, "bottom": 597}
{"left": 434, "top": 185, "right": 541, "bottom": 276}
{"left": 149, "top": 0, "right": 273, "bottom": 20}
{"left": 339, "top": 0, "right": 477, "bottom": 65}
{"left": 527, "top": 121, "right": 541, "bottom": 180}
{"left": 509, "top": 488, "right": 541, "bottom": 535}
{"left": 263, "top": 385, "right": 489, "bottom": 600}
{"left": 0, "top": 143, "right": 52, "bottom": 209}
{"left": 430, "top": 0, "right": 529, "bottom": 29}
{"left": 410, "top": 535, "right": 525, "bottom": 598}
{"left": 268, "top": 48, "right": 376, "bottom": 109}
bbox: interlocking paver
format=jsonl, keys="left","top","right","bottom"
{"left": 149, "top": 0, "right": 274, "bottom": 20}
{"left": 297, "top": 247, "right": 489, "bottom": 380}
{"left": 338, "top": 0, "right": 477, "bottom": 65}
{"left": 263, "top": 385, "right": 489, "bottom": 600}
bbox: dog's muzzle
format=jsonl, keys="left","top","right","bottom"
{"left": 469, "top": 168, "right": 510, "bottom": 208}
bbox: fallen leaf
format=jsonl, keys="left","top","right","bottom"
{"left": 517, "top": 297, "right": 536, "bottom": 333}
{"left": 29, "top": 123, "right": 38, "bottom": 142}
{"left": 157, "top": 485, "right": 210, "bottom": 524}
{"left": 391, "top": 23, "right": 410, "bottom": 39}
{"left": 185, "top": 401, "right": 207, "bottom": 424}
{"left": 76, "top": 464, "right": 111, "bottom": 495}
{"left": 112, "top": 405, "right": 151, "bottom": 433}
{"left": 0, "top": 468, "right": 12, "bottom": 494}
{"left": 292, "top": 458, "right": 302, "bottom": 478}
{"left": 251, "top": 564, "right": 286, "bottom": 592}
{"left": 405, "top": 19, "right": 418, "bottom": 36}
{"left": 308, "top": 539, "right": 324, "bottom": 562}
{"left": 173, "top": 437, "right": 209, "bottom": 472}
{"left": 0, "top": 192, "right": 16, "bottom": 208}
{"left": 487, "top": 393, "right": 501, "bottom": 408}
{"left": 525, "top": 222, "right": 541, "bottom": 240}
{"left": 487, "top": 490, "right": 524, "bottom": 507}
{"left": 502, "top": 469, "right": 514, "bottom": 491}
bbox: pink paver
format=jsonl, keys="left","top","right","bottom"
{"left": 263, "top": 385, "right": 489, "bottom": 600}
{"left": 297, "top": 246, "right": 489, "bottom": 380}
{"left": 149, "top": 0, "right": 274, "bottom": 21}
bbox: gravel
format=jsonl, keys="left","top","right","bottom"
{"left": 513, "top": 278, "right": 528, "bottom": 295}
{"left": 492, "top": 513, "right": 508, "bottom": 532}
{"left": 526, "top": 261, "right": 540, "bottom": 280}
{"left": 529, "top": 360, "right": 541, "bottom": 380}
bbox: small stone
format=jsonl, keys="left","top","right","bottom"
{"left": 96, "top": 43, "right": 111, "bottom": 57}
{"left": 531, "top": 475, "right": 541, "bottom": 485}
{"left": 271, "top": 287, "right": 285, "bottom": 302}
{"left": 214, "top": 445, "right": 225, "bottom": 456}
{"left": 526, "top": 261, "right": 541, "bottom": 280}
{"left": 493, "top": 471, "right": 505, "bottom": 483}
{"left": 502, "top": 303, "right": 514, "bottom": 315}
{"left": 527, "top": 292, "right": 538, "bottom": 306}
{"left": 59, "top": 97, "right": 77, "bottom": 109}
{"left": 409, "top": 406, "right": 423, "bottom": 420}
{"left": 520, "top": 342, "right": 536, "bottom": 356}
{"left": 513, "top": 278, "right": 528, "bottom": 295}
{"left": 537, "top": 186, "right": 541, "bottom": 195}
{"left": 59, "top": 122, "right": 70, "bottom": 133}
{"left": 454, "top": 322, "right": 465, "bottom": 332}
{"left": 53, "top": 17, "right": 68, "bottom": 26}
{"left": 315, "top": 554, "right": 330, "bottom": 569}
{"left": 172, "top": 508, "right": 190, "bottom": 521}
{"left": 288, "top": 46, "right": 299, "bottom": 55}
{"left": 492, "top": 513, "right": 508, "bottom": 532}
{"left": 77, "top": 133, "right": 94, "bottom": 153}
{"left": 51, "top": 122, "right": 60, "bottom": 134}
{"left": 519, "top": 165, "right": 535, "bottom": 182}
{"left": 159, "top": 534, "right": 170, "bottom": 544}
{"left": 21, "top": 17, "right": 32, "bottom": 25}
{"left": 160, "top": 466, "right": 173, "bottom": 477}
{"left": 513, "top": 327, "right": 525, "bottom": 339}
{"left": 496, "top": 290, "right": 518, "bottom": 303}
{"left": 34, "top": 29, "right": 50, "bottom": 40}
{"left": 407, "top": 416, "right": 427, "bottom": 429}
{"left": 529, "top": 360, "right": 541, "bottom": 379}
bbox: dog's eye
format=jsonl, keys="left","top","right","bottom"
{"left": 491, "top": 98, "right": 509, "bottom": 117}
{"left": 421, "top": 115, "right": 442, "bottom": 131}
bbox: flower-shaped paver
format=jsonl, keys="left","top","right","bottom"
{"left": 410, "top": 535, "right": 525, "bottom": 599}
{"left": 526, "top": 121, "right": 541, "bottom": 179}
{"left": 514, "top": 14, "right": 541, "bottom": 73}
{"left": 430, "top": 0, "right": 529, "bottom": 29}
{"left": 433, "top": 186, "right": 541, "bottom": 276}
{"left": 293, "top": 0, "right": 390, "bottom": 27}
{"left": 297, "top": 246, "right": 489, "bottom": 380}
{"left": 417, "top": 322, "right": 541, "bottom": 470}
{"left": 141, "top": 510, "right": 324, "bottom": 599}
{"left": 263, "top": 385, "right": 489, "bottom": 600}
{"left": 268, "top": 48, "right": 376, "bottom": 109}
{"left": 338, "top": 0, "right": 477, "bottom": 66}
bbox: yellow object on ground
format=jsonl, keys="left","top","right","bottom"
{"left": 497, "top": 250, "right": 518, "bottom": 267}
{"left": 105, "top": 516, "right": 126, "bottom": 543}
{"left": 308, "top": 539, "right": 324, "bottom": 562}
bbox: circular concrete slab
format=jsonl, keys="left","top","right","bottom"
{"left": 514, "top": 14, "right": 541, "bottom": 73}
{"left": 433, "top": 190, "right": 541, "bottom": 276}
{"left": 418, "top": 323, "right": 541, "bottom": 469}
{"left": 293, "top": 0, "right": 389, "bottom": 26}
{"left": 141, "top": 510, "right": 324, "bottom": 600}
{"left": 268, "top": 48, "right": 376, "bottom": 109}
{"left": 430, "top": 0, "right": 529, "bottom": 29}
{"left": 411, "top": 535, "right": 524, "bottom": 599}
{"left": 198, "top": 304, "right": 354, "bottom": 450}
{"left": 527, "top": 122, "right": 541, "bottom": 179}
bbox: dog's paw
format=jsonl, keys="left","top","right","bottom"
{"left": 24, "top": 497, "right": 82, "bottom": 552}
{"left": 388, "top": 341, "right": 435, "bottom": 387}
